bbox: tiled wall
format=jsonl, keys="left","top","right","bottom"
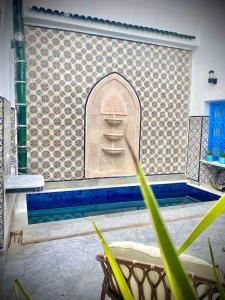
{"left": 0, "top": 97, "right": 16, "bottom": 252}
{"left": 186, "top": 116, "right": 218, "bottom": 185}
{"left": 0, "top": 96, "right": 12, "bottom": 250}
{"left": 186, "top": 115, "right": 225, "bottom": 190}
{"left": 186, "top": 116, "right": 209, "bottom": 182}
{"left": 0, "top": 97, "right": 4, "bottom": 249}
{"left": 199, "top": 117, "right": 211, "bottom": 185}
{"left": 25, "top": 25, "right": 192, "bottom": 181}
{"left": 186, "top": 117, "right": 202, "bottom": 181}
{"left": 10, "top": 108, "right": 17, "bottom": 173}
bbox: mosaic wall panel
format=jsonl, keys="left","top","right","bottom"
{"left": 10, "top": 108, "right": 17, "bottom": 173}
{"left": 0, "top": 97, "right": 11, "bottom": 250}
{"left": 186, "top": 117, "right": 202, "bottom": 181}
{"left": 3, "top": 99, "right": 13, "bottom": 252}
{"left": 200, "top": 117, "right": 209, "bottom": 159}
{"left": 0, "top": 97, "right": 4, "bottom": 249}
{"left": 0, "top": 97, "right": 15, "bottom": 251}
{"left": 25, "top": 25, "right": 192, "bottom": 181}
{"left": 199, "top": 117, "right": 211, "bottom": 185}
{"left": 185, "top": 116, "right": 217, "bottom": 186}
{"left": 3, "top": 100, "right": 11, "bottom": 180}
{"left": 186, "top": 116, "right": 225, "bottom": 189}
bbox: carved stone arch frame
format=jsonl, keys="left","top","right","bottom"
{"left": 85, "top": 72, "right": 141, "bottom": 178}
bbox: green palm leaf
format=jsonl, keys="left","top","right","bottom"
{"left": 177, "top": 194, "right": 225, "bottom": 255}
{"left": 136, "top": 160, "right": 197, "bottom": 300}
{"left": 13, "top": 278, "right": 32, "bottom": 300}
{"left": 93, "top": 222, "right": 134, "bottom": 300}
{"left": 208, "top": 239, "right": 225, "bottom": 299}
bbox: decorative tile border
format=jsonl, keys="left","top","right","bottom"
{"left": 186, "top": 115, "right": 225, "bottom": 189}
{"left": 3, "top": 100, "right": 11, "bottom": 180}
{"left": 3, "top": 99, "right": 12, "bottom": 251}
{"left": 30, "top": 6, "right": 196, "bottom": 40}
{"left": 199, "top": 117, "right": 211, "bottom": 185}
{"left": 185, "top": 116, "right": 219, "bottom": 187}
{"left": 200, "top": 117, "right": 209, "bottom": 159}
{"left": 0, "top": 97, "right": 14, "bottom": 251}
{"left": 186, "top": 117, "right": 202, "bottom": 181}
{"left": 0, "top": 97, "right": 3, "bottom": 249}
{"left": 10, "top": 108, "right": 17, "bottom": 172}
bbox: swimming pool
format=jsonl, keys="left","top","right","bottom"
{"left": 26, "top": 182, "right": 219, "bottom": 224}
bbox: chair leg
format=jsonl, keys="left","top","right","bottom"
{"left": 100, "top": 288, "right": 106, "bottom": 300}
{"left": 100, "top": 277, "right": 107, "bottom": 300}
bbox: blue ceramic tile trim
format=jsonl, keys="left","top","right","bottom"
{"left": 27, "top": 183, "right": 192, "bottom": 211}
{"left": 30, "top": 6, "right": 196, "bottom": 40}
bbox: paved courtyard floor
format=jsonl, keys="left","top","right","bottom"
{"left": 1, "top": 212, "right": 225, "bottom": 300}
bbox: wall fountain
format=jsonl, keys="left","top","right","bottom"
{"left": 85, "top": 73, "right": 140, "bottom": 178}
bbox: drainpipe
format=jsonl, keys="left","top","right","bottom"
{"left": 13, "top": 0, "right": 27, "bottom": 174}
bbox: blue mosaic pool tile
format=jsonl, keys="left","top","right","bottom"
{"left": 26, "top": 183, "right": 220, "bottom": 224}
{"left": 187, "top": 185, "right": 219, "bottom": 202}
{"left": 152, "top": 183, "right": 187, "bottom": 199}
{"left": 27, "top": 183, "right": 218, "bottom": 212}
{"left": 27, "top": 183, "right": 188, "bottom": 211}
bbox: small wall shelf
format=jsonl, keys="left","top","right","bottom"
{"left": 5, "top": 175, "right": 45, "bottom": 193}
{"left": 104, "top": 118, "right": 123, "bottom": 126}
{"left": 200, "top": 160, "right": 225, "bottom": 169}
{"left": 102, "top": 147, "right": 125, "bottom": 155}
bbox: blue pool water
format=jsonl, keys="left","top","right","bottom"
{"left": 26, "top": 183, "right": 219, "bottom": 224}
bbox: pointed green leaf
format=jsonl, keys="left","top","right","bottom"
{"left": 208, "top": 239, "right": 225, "bottom": 299}
{"left": 177, "top": 194, "right": 225, "bottom": 255}
{"left": 93, "top": 222, "right": 134, "bottom": 300}
{"left": 13, "top": 282, "right": 20, "bottom": 300}
{"left": 124, "top": 138, "right": 197, "bottom": 299}
{"left": 136, "top": 161, "right": 198, "bottom": 300}
{"left": 13, "top": 278, "right": 32, "bottom": 300}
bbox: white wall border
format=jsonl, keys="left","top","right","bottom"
{"left": 23, "top": 6, "right": 198, "bottom": 51}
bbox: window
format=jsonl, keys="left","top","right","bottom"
{"left": 208, "top": 101, "right": 225, "bottom": 158}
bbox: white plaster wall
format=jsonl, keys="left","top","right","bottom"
{"left": 191, "top": 1, "right": 225, "bottom": 115}
{"left": 23, "top": 0, "right": 225, "bottom": 115}
{"left": 0, "top": 0, "right": 15, "bottom": 106}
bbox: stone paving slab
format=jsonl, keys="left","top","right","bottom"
{"left": 22, "top": 201, "right": 215, "bottom": 244}
{"left": 1, "top": 213, "right": 225, "bottom": 300}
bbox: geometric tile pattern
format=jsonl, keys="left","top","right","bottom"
{"left": 25, "top": 25, "right": 192, "bottom": 181}
{"left": 199, "top": 164, "right": 219, "bottom": 186}
{"left": 186, "top": 117, "right": 202, "bottom": 181}
{"left": 199, "top": 117, "right": 225, "bottom": 189}
{"left": 200, "top": 117, "right": 209, "bottom": 159}
{"left": 186, "top": 115, "right": 225, "bottom": 188}
{"left": 10, "top": 108, "right": 17, "bottom": 172}
{"left": 0, "top": 97, "right": 4, "bottom": 249}
{"left": 0, "top": 96, "right": 12, "bottom": 250}
{"left": 199, "top": 117, "right": 211, "bottom": 185}
{"left": 3, "top": 100, "right": 11, "bottom": 180}
{"left": 3, "top": 99, "right": 12, "bottom": 252}
{"left": 186, "top": 116, "right": 211, "bottom": 184}
{"left": 185, "top": 116, "right": 221, "bottom": 187}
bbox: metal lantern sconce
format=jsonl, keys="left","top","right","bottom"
{"left": 208, "top": 70, "right": 217, "bottom": 84}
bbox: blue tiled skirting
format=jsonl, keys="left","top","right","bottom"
{"left": 27, "top": 183, "right": 219, "bottom": 211}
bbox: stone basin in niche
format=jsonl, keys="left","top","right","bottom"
{"left": 103, "top": 133, "right": 124, "bottom": 141}
{"left": 104, "top": 118, "right": 123, "bottom": 126}
{"left": 102, "top": 147, "right": 125, "bottom": 155}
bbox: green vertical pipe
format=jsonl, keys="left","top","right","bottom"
{"left": 13, "top": 0, "right": 27, "bottom": 174}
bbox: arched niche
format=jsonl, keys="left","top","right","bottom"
{"left": 85, "top": 73, "right": 140, "bottom": 178}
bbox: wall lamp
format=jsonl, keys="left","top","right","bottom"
{"left": 208, "top": 70, "right": 217, "bottom": 84}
